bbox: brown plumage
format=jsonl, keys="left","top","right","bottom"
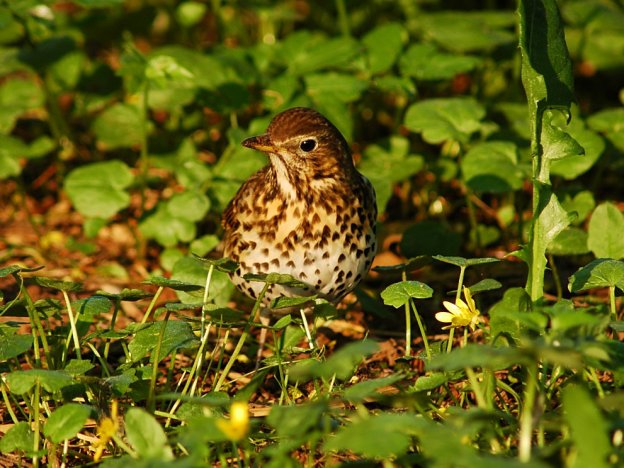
{"left": 222, "top": 107, "right": 377, "bottom": 309}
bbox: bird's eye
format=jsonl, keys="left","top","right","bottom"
{"left": 299, "top": 139, "right": 317, "bottom": 152}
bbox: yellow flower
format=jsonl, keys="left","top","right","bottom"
{"left": 435, "top": 286, "right": 480, "bottom": 331}
{"left": 217, "top": 401, "right": 249, "bottom": 442}
{"left": 93, "top": 399, "right": 119, "bottom": 462}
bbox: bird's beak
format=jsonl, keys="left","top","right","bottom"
{"left": 242, "top": 134, "right": 276, "bottom": 153}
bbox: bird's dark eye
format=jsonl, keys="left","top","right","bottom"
{"left": 299, "top": 139, "right": 317, "bottom": 152}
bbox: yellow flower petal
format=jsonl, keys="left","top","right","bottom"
{"left": 435, "top": 311, "right": 455, "bottom": 323}
{"left": 217, "top": 401, "right": 249, "bottom": 442}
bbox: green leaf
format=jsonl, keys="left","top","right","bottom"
{"left": 64, "top": 359, "right": 94, "bottom": 375}
{"left": 267, "top": 401, "right": 327, "bottom": 439}
{"left": 410, "top": 372, "right": 451, "bottom": 392}
{"left": 34, "top": 277, "right": 82, "bottom": 292}
{"left": 468, "top": 278, "right": 502, "bottom": 294}
{"left": 0, "top": 78, "right": 45, "bottom": 134}
{"left": 244, "top": 272, "right": 308, "bottom": 288}
{"left": 304, "top": 72, "right": 367, "bottom": 103}
{"left": 176, "top": 1, "right": 207, "bottom": 28}
{"left": 550, "top": 117, "right": 605, "bottom": 179}
{"left": 172, "top": 256, "right": 234, "bottom": 306}
{"left": 142, "top": 276, "right": 204, "bottom": 292}
{"left": 518, "top": 0, "right": 574, "bottom": 128}
{"left": 587, "top": 108, "right": 624, "bottom": 152}
{"left": 125, "top": 407, "right": 174, "bottom": 460}
{"left": 568, "top": 258, "right": 624, "bottom": 293}
{"left": 563, "top": 385, "right": 611, "bottom": 468}
{"left": 548, "top": 227, "right": 589, "bottom": 256}
{"left": 6, "top": 369, "right": 73, "bottom": 394}
{"left": 404, "top": 97, "right": 486, "bottom": 144}
{"left": 270, "top": 295, "right": 316, "bottom": 310}
{"left": 128, "top": 320, "right": 199, "bottom": 363}
{"left": 0, "top": 134, "right": 55, "bottom": 179}
{"left": 560, "top": 190, "right": 595, "bottom": 225}
{"left": 325, "top": 413, "right": 427, "bottom": 458}
{"left": 433, "top": 255, "right": 500, "bottom": 268}
{"left": 541, "top": 111, "right": 584, "bottom": 164}
{"left": 96, "top": 288, "right": 152, "bottom": 301}
{"left": 461, "top": 141, "right": 525, "bottom": 193}
{"left": 285, "top": 35, "right": 360, "bottom": 75}
{"left": 140, "top": 191, "right": 210, "bottom": 247}
{"left": 290, "top": 341, "right": 379, "bottom": 381}
{"left": 417, "top": 11, "right": 516, "bottom": 53}
{"left": 0, "top": 422, "right": 34, "bottom": 455}
{"left": 399, "top": 43, "right": 481, "bottom": 81}
{"left": 587, "top": 202, "right": 624, "bottom": 259}
{"left": 65, "top": 161, "right": 134, "bottom": 219}
{"left": 381, "top": 281, "right": 433, "bottom": 308}
{"left": 362, "top": 22, "right": 404, "bottom": 74}
{"left": 44, "top": 403, "right": 92, "bottom": 443}
{"left": 167, "top": 191, "right": 210, "bottom": 222}
{"left": 358, "top": 136, "right": 424, "bottom": 212}
{"left": 92, "top": 103, "right": 145, "bottom": 149}
{"left": 72, "top": 296, "right": 112, "bottom": 317}
{"left": 428, "top": 344, "right": 526, "bottom": 371}
{"left": 0, "top": 334, "right": 32, "bottom": 360}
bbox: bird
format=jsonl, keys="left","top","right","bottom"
{"left": 222, "top": 107, "right": 377, "bottom": 355}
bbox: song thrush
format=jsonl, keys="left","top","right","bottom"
{"left": 222, "top": 107, "right": 377, "bottom": 318}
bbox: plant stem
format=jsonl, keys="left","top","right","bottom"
{"left": 409, "top": 300, "right": 430, "bottom": 360}
{"left": 62, "top": 290, "right": 81, "bottom": 363}
{"left": 147, "top": 309, "right": 172, "bottom": 412}
{"left": 518, "top": 361, "right": 538, "bottom": 462}
{"left": 335, "top": 0, "right": 350, "bottom": 37}
{"left": 141, "top": 286, "right": 164, "bottom": 324}
{"left": 32, "top": 382, "right": 41, "bottom": 468}
{"left": 214, "top": 284, "right": 269, "bottom": 392}
{"left": 609, "top": 285, "right": 617, "bottom": 319}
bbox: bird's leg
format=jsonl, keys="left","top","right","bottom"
{"left": 255, "top": 308, "right": 271, "bottom": 370}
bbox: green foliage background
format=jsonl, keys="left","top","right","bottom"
{"left": 2, "top": 0, "right": 624, "bottom": 466}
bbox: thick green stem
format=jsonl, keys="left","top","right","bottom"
{"left": 609, "top": 285, "right": 617, "bottom": 319}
